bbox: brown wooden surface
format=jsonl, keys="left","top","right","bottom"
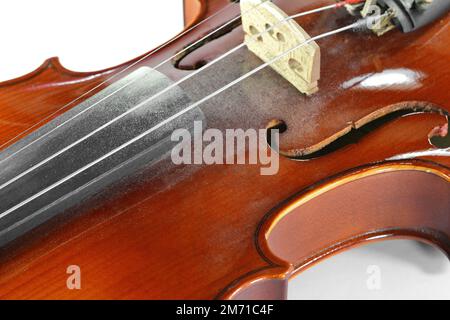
{"left": 0, "top": 0, "right": 448, "bottom": 299}
{"left": 183, "top": 0, "right": 205, "bottom": 27}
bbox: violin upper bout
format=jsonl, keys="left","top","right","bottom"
{"left": 183, "top": 0, "right": 207, "bottom": 28}
{"left": 0, "top": 57, "right": 116, "bottom": 150}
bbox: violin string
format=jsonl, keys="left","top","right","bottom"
{"left": 0, "top": 0, "right": 358, "bottom": 165}
{"left": 0, "top": 0, "right": 240, "bottom": 152}
{"left": 0, "top": 18, "right": 367, "bottom": 219}
{"left": 0, "top": 2, "right": 347, "bottom": 192}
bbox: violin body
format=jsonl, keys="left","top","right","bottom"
{"left": 0, "top": 0, "right": 448, "bottom": 299}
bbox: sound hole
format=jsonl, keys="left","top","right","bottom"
{"left": 429, "top": 123, "right": 450, "bottom": 148}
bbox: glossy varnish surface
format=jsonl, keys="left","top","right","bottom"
{"left": 0, "top": 0, "right": 448, "bottom": 299}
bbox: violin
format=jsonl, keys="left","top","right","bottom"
{"left": 0, "top": 0, "right": 449, "bottom": 299}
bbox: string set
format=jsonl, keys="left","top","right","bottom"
{"left": 0, "top": 0, "right": 239, "bottom": 151}
{"left": 0, "top": 0, "right": 372, "bottom": 218}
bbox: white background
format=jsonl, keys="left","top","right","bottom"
{"left": 0, "top": 0, "right": 449, "bottom": 299}
{"left": 0, "top": 0, "right": 184, "bottom": 81}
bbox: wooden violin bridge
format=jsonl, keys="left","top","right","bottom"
{"left": 240, "top": 0, "right": 320, "bottom": 95}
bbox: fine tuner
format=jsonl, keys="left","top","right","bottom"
{"left": 345, "top": 0, "right": 450, "bottom": 33}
